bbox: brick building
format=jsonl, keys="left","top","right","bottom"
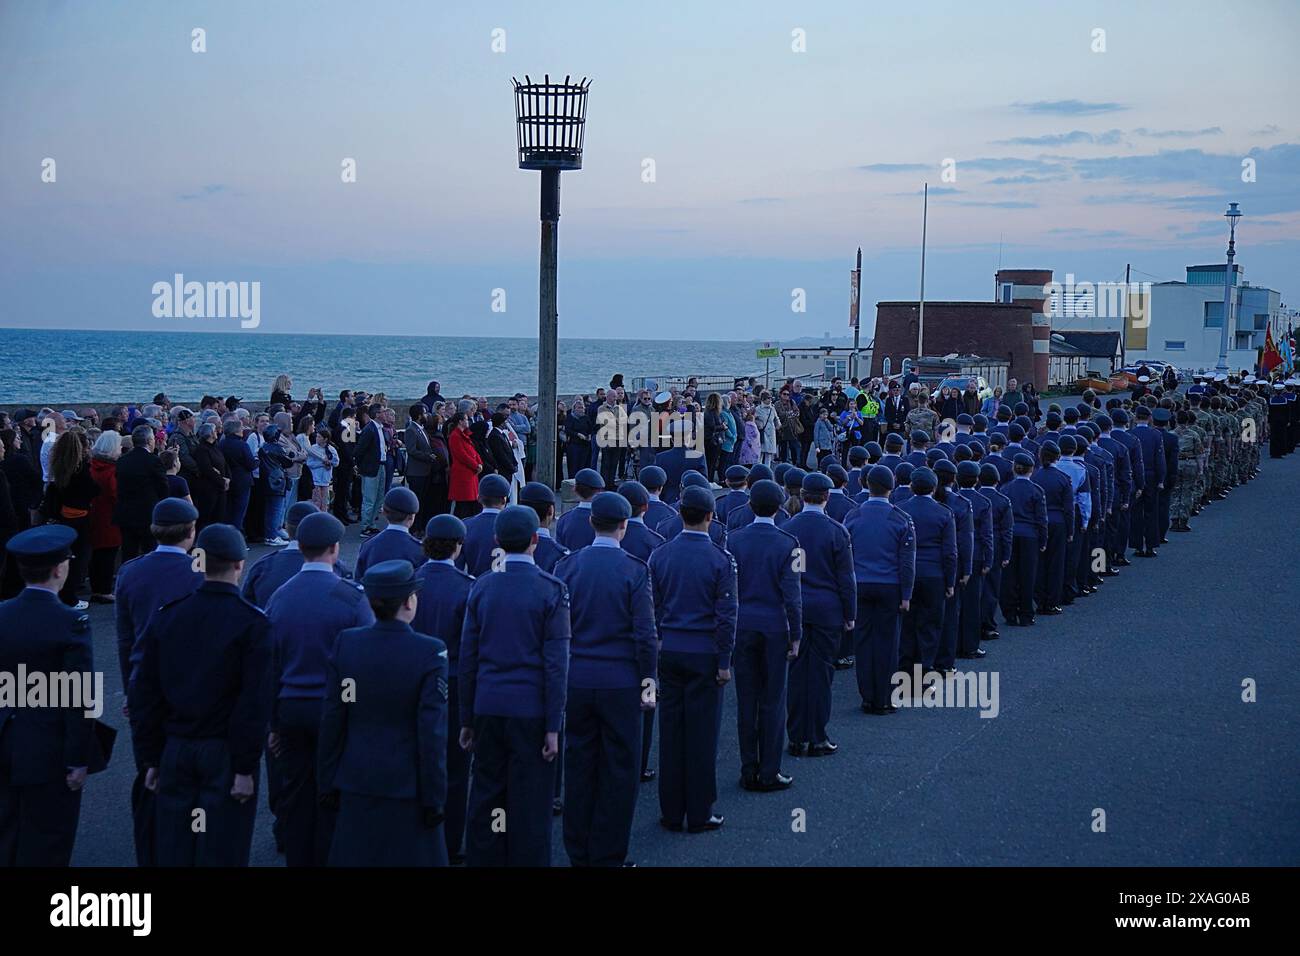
{"left": 870, "top": 301, "right": 1036, "bottom": 384}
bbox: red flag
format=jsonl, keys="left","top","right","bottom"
{"left": 1261, "top": 323, "right": 1282, "bottom": 373}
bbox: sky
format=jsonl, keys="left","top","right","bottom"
{"left": 1, "top": 0, "right": 1297, "bottom": 343}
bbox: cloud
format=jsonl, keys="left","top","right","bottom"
{"left": 1011, "top": 99, "right": 1127, "bottom": 116}
{"left": 987, "top": 173, "right": 1069, "bottom": 184}
{"left": 958, "top": 156, "right": 1072, "bottom": 174}
{"left": 952, "top": 199, "right": 1038, "bottom": 209}
{"left": 994, "top": 129, "right": 1123, "bottom": 147}
{"left": 1251, "top": 124, "right": 1281, "bottom": 136}
{"left": 737, "top": 197, "right": 783, "bottom": 205}
{"left": 1133, "top": 127, "right": 1222, "bottom": 139}
{"left": 178, "top": 184, "right": 226, "bottom": 201}
{"left": 856, "top": 162, "right": 928, "bottom": 173}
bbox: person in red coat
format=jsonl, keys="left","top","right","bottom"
{"left": 447, "top": 412, "right": 483, "bottom": 518}
{"left": 88, "top": 431, "right": 123, "bottom": 603}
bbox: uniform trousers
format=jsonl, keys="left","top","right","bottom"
{"left": 1157, "top": 483, "right": 1172, "bottom": 540}
{"left": 1062, "top": 524, "right": 1083, "bottom": 602}
{"left": 733, "top": 629, "right": 790, "bottom": 783}
{"left": 329, "top": 793, "right": 447, "bottom": 867}
{"left": 562, "top": 685, "right": 642, "bottom": 867}
{"left": 155, "top": 737, "right": 257, "bottom": 867}
{"left": 444, "top": 676, "right": 470, "bottom": 860}
{"left": 786, "top": 623, "right": 837, "bottom": 746}
{"left": 0, "top": 734, "right": 82, "bottom": 866}
{"left": 1108, "top": 498, "right": 1129, "bottom": 563}
{"left": 1035, "top": 523, "right": 1066, "bottom": 610}
{"left": 276, "top": 697, "right": 335, "bottom": 867}
{"left": 982, "top": 558, "right": 1003, "bottom": 633}
{"left": 657, "top": 650, "right": 722, "bottom": 830}
{"left": 935, "top": 587, "right": 961, "bottom": 670}
{"left": 1000, "top": 535, "right": 1039, "bottom": 624}
{"left": 900, "top": 576, "right": 945, "bottom": 671}
{"left": 957, "top": 571, "right": 983, "bottom": 656}
{"left": 465, "top": 715, "right": 555, "bottom": 867}
{"left": 853, "top": 583, "right": 901, "bottom": 708}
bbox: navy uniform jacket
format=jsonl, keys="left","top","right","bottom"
{"left": 555, "top": 503, "right": 596, "bottom": 552}
{"left": 934, "top": 440, "right": 957, "bottom": 460}
{"left": 621, "top": 519, "right": 665, "bottom": 562}
{"left": 1085, "top": 446, "right": 1113, "bottom": 516}
{"left": 877, "top": 453, "right": 904, "bottom": 473}
{"left": 242, "top": 545, "right": 350, "bottom": 609}
{"left": 824, "top": 489, "right": 855, "bottom": 523}
{"left": 318, "top": 620, "right": 448, "bottom": 811}
{"left": 986, "top": 452, "right": 1014, "bottom": 487}
{"left": 1131, "top": 424, "right": 1167, "bottom": 488}
{"left": 904, "top": 450, "right": 927, "bottom": 468}
{"left": 555, "top": 541, "right": 657, "bottom": 689}
{"left": 643, "top": 498, "right": 675, "bottom": 532}
{"left": 889, "top": 486, "right": 914, "bottom": 506}
{"left": 412, "top": 560, "right": 475, "bottom": 674}
{"left": 942, "top": 490, "right": 975, "bottom": 578}
{"left": 1097, "top": 433, "right": 1131, "bottom": 504}
{"left": 1160, "top": 429, "right": 1180, "bottom": 491}
{"left": 714, "top": 489, "right": 748, "bottom": 526}
{"left": 265, "top": 566, "right": 373, "bottom": 722}
{"left": 459, "top": 558, "right": 570, "bottom": 733}
{"left": 129, "top": 582, "right": 271, "bottom": 776}
{"left": 115, "top": 547, "right": 203, "bottom": 688}
{"left": 1004, "top": 476, "right": 1048, "bottom": 549}
{"left": 899, "top": 496, "right": 957, "bottom": 589}
{"left": 783, "top": 509, "right": 857, "bottom": 626}
{"left": 725, "top": 502, "right": 788, "bottom": 533}
{"left": 845, "top": 467, "right": 865, "bottom": 499}
{"left": 844, "top": 499, "right": 916, "bottom": 599}
{"left": 959, "top": 488, "right": 994, "bottom": 573}
{"left": 977, "top": 486, "right": 1014, "bottom": 563}
{"left": 728, "top": 522, "right": 802, "bottom": 639}
{"left": 533, "top": 530, "right": 570, "bottom": 573}
{"left": 457, "top": 509, "right": 502, "bottom": 576}
{"left": 0, "top": 589, "right": 94, "bottom": 782}
{"left": 357, "top": 527, "right": 424, "bottom": 579}
{"left": 1032, "top": 465, "right": 1076, "bottom": 538}
{"left": 658, "top": 510, "right": 727, "bottom": 549}
{"left": 654, "top": 448, "right": 692, "bottom": 505}
{"left": 647, "top": 532, "right": 737, "bottom": 668}
{"left": 1109, "top": 428, "right": 1145, "bottom": 496}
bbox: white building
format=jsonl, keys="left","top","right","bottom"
{"left": 781, "top": 345, "right": 872, "bottom": 384}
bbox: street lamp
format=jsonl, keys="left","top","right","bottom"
{"left": 512, "top": 74, "right": 591, "bottom": 488}
{"left": 1214, "top": 201, "right": 1242, "bottom": 373}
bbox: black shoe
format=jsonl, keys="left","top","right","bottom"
{"left": 807, "top": 741, "right": 838, "bottom": 757}
{"left": 1135, "top": 549, "right": 1156, "bottom": 558}
{"left": 552, "top": 798, "right": 564, "bottom": 816}
{"left": 659, "top": 818, "right": 684, "bottom": 832}
{"left": 1039, "top": 606, "right": 1062, "bottom": 616}
{"left": 1100, "top": 569, "right": 1119, "bottom": 577}
{"left": 1115, "top": 557, "right": 1132, "bottom": 567}
{"left": 754, "top": 773, "right": 793, "bottom": 792}
{"left": 872, "top": 704, "right": 898, "bottom": 715}
{"left": 622, "top": 860, "right": 638, "bottom": 867}
{"left": 1171, "top": 523, "right": 1191, "bottom": 533}
{"left": 740, "top": 774, "right": 760, "bottom": 791}
{"left": 788, "top": 742, "right": 808, "bottom": 757}
{"left": 958, "top": 648, "right": 987, "bottom": 659}
{"left": 640, "top": 769, "right": 657, "bottom": 783}
{"left": 360, "top": 526, "right": 379, "bottom": 538}
{"left": 687, "top": 815, "right": 725, "bottom": 833}
{"left": 833, "top": 657, "right": 853, "bottom": 671}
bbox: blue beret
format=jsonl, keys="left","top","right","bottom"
{"left": 425, "top": 513, "right": 466, "bottom": 540}
{"left": 884, "top": 432, "right": 905, "bottom": 449}
{"left": 749, "top": 479, "right": 785, "bottom": 512}
{"left": 5, "top": 524, "right": 76, "bottom": 563}
{"left": 1013, "top": 403, "right": 1030, "bottom": 416}
{"left": 617, "top": 480, "right": 649, "bottom": 508}
{"left": 477, "top": 474, "right": 510, "bottom": 500}
{"left": 972, "top": 414, "right": 988, "bottom": 429}
{"left": 196, "top": 523, "right": 247, "bottom": 562}
{"left": 361, "top": 559, "right": 422, "bottom": 599}
{"left": 494, "top": 505, "right": 539, "bottom": 548}
{"left": 988, "top": 431, "right": 1007, "bottom": 446}
{"left": 1008, "top": 423, "right": 1025, "bottom": 441}
{"left": 1013, "top": 452, "right": 1035, "bottom": 469}
{"left": 724, "top": 465, "right": 748, "bottom": 482}
{"left": 679, "top": 486, "right": 715, "bottom": 512}
{"left": 773, "top": 463, "right": 791, "bottom": 484}
{"left": 1015, "top": 415, "right": 1033, "bottom": 431}
{"left": 1058, "top": 435, "right": 1077, "bottom": 454}
{"left": 591, "top": 491, "right": 632, "bottom": 523}
{"left": 1039, "top": 438, "right": 1060, "bottom": 455}
{"left": 847, "top": 445, "right": 868, "bottom": 463}
{"left": 956, "top": 460, "right": 979, "bottom": 480}
{"left": 296, "top": 512, "right": 344, "bottom": 549}
{"left": 911, "top": 429, "right": 930, "bottom": 444}
{"left": 638, "top": 465, "right": 667, "bottom": 489}
{"left": 747, "top": 463, "right": 773, "bottom": 483}
{"left": 865, "top": 441, "right": 883, "bottom": 457}
{"left": 1112, "top": 409, "right": 1129, "bottom": 425}
{"left": 926, "top": 448, "right": 946, "bottom": 464}
{"left": 1153, "top": 407, "right": 1172, "bottom": 423}
{"left": 519, "top": 481, "right": 556, "bottom": 506}
{"left": 817, "top": 454, "right": 838, "bottom": 472}
{"left": 152, "top": 496, "right": 198, "bottom": 525}
{"left": 681, "top": 470, "right": 710, "bottom": 489}
{"left": 783, "top": 467, "right": 806, "bottom": 490}
{"left": 910, "top": 466, "right": 938, "bottom": 492}
{"left": 826, "top": 463, "right": 848, "bottom": 482}
{"left": 956, "top": 413, "right": 974, "bottom": 425}
{"left": 953, "top": 444, "right": 973, "bottom": 461}
{"left": 802, "top": 472, "right": 833, "bottom": 494}
{"left": 1095, "top": 414, "right": 1112, "bottom": 428}
{"left": 1063, "top": 407, "right": 1080, "bottom": 421}
{"left": 1045, "top": 413, "right": 1062, "bottom": 427}
{"left": 978, "top": 463, "right": 1000, "bottom": 484}
{"left": 574, "top": 468, "right": 605, "bottom": 490}
{"left": 287, "top": 501, "right": 319, "bottom": 528}
{"left": 866, "top": 464, "right": 894, "bottom": 491}
{"left": 1134, "top": 405, "right": 1152, "bottom": 419}
{"left": 933, "top": 458, "right": 957, "bottom": 476}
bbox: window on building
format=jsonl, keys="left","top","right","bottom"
{"left": 1164, "top": 340, "right": 1185, "bottom": 350}
{"left": 1234, "top": 332, "right": 1254, "bottom": 350}
{"left": 824, "top": 359, "right": 848, "bottom": 380}
{"left": 999, "top": 283, "right": 1013, "bottom": 304}
{"left": 1254, "top": 313, "right": 1270, "bottom": 331}
{"left": 1203, "top": 302, "right": 1223, "bottom": 328}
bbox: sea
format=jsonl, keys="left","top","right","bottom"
{"left": 0, "top": 329, "right": 770, "bottom": 404}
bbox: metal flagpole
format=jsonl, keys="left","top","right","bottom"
{"left": 917, "top": 183, "right": 928, "bottom": 362}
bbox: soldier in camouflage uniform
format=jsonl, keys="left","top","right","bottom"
{"left": 1206, "top": 396, "right": 1232, "bottom": 499}
{"left": 1169, "top": 410, "right": 1203, "bottom": 532}
{"left": 904, "top": 394, "right": 939, "bottom": 448}
{"left": 1188, "top": 394, "right": 1214, "bottom": 507}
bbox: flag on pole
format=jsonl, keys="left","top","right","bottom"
{"left": 1261, "top": 323, "right": 1282, "bottom": 373}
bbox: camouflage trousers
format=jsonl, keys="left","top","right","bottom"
{"left": 1172, "top": 460, "right": 1199, "bottom": 521}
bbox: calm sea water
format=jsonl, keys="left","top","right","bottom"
{"left": 0, "top": 329, "right": 768, "bottom": 403}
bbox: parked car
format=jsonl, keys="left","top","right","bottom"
{"left": 930, "top": 375, "right": 993, "bottom": 402}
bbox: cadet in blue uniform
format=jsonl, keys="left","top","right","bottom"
{"left": 1000, "top": 454, "right": 1047, "bottom": 626}
{"left": 319, "top": 559, "right": 450, "bottom": 866}
{"left": 113, "top": 497, "right": 204, "bottom": 865}
{"left": 555, "top": 469, "right": 604, "bottom": 552}
{"left": 520, "top": 481, "right": 569, "bottom": 573}
{"left": 0, "top": 526, "right": 95, "bottom": 866}
{"left": 639, "top": 466, "right": 676, "bottom": 532}
{"left": 648, "top": 486, "right": 736, "bottom": 832}
{"left": 412, "top": 514, "right": 475, "bottom": 863}
{"left": 784, "top": 473, "right": 855, "bottom": 755}
{"left": 659, "top": 472, "right": 728, "bottom": 548}
{"left": 264, "top": 512, "right": 373, "bottom": 866}
{"left": 823, "top": 464, "right": 855, "bottom": 523}
{"left": 933, "top": 460, "right": 972, "bottom": 673}
{"left": 130, "top": 524, "right": 270, "bottom": 866}
{"left": 1094, "top": 414, "right": 1131, "bottom": 571}
{"left": 242, "top": 501, "right": 325, "bottom": 608}
{"left": 356, "top": 487, "right": 424, "bottom": 578}
{"left": 715, "top": 466, "right": 750, "bottom": 526}
{"left": 726, "top": 463, "right": 787, "bottom": 532}
{"left": 1032, "top": 442, "right": 1074, "bottom": 615}
{"left": 1154, "top": 408, "right": 1178, "bottom": 543}
{"left": 955, "top": 461, "right": 993, "bottom": 659}
{"left": 617, "top": 480, "right": 665, "bottom": 562}
{"left": 1055, "top": 435, "right": 1089, "bottom": 605}
{"left": 554, "top": 493, "right": 657, "bottom": 866}
{"left": 976, "top": 464, "right": 1013, "bottom": 641}
{"left": 460, "top": 506, "right": 570, "bottom": 866}
{"left": 890, "top": 462, "right": 915, "bottom": 505}
{"left": 728, "top": 480, "right": 801, "bottom": 790}
{"left": 845, "top": 466, "right": 915, "bottom": 713}
{"left": 898, "top": 468, "right": 957, "bottom": 674}
{"left": 1108, "top": 409, "right": 1144, "bottom": 564}
{"left": 844, "top": 447, "right": 869, "bottom": 497}
{"left": 458, "top": 475, "right": 510, "bottom": 576}
{"left": 1129, "top": 405, "right": 1166, "bottom": 557}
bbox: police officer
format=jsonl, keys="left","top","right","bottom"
{"left": 460, "top": 506, "right": 570, "bottom": 866}
{"left": 1000, "top": 454, "right": 1047, "bottom": 627}
{"left": 555, "top": 469, "right": 604, "bottom": 551}
{"left": 784, "top": 473, "right": 856, "bottom": 754}
{"left": 458, "top": 475, "right": 510, "bottom": 576}
{"left": 264, "top": 512, "right": 373, "bottom": 866}
{"left": 113, "top": 497, "right": 204, "bottom": 865}
{"left": 648, "top": 485, "right": 736, "bottom": 832}
{"left": 554, "top": 492, "right": 657, "bottom": 866}
{"left": 412, "top": 514, "right": 475, "bottom": 863}
{"left": 898, "top": 467, "right": 956, "bottom": 675}
{"left": 130, "top": 524, "right": 270, "bottom": 866}
{"left": 845, "top": 466, "right": 914, "bottom": 713}
{"left": 355, "top": 487, "right": 424, "bottom": 578}
{"left": 520, "top": 481, "right": 569, "bottom": 573}
{"left": 0, "top": 525, "right": 94, "bottom": 866}
{"left": 319, "top": 559, "right": 450, "bottom": 866}
{"left": 242, "top": 501, "right": 331, "bottom": 608}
